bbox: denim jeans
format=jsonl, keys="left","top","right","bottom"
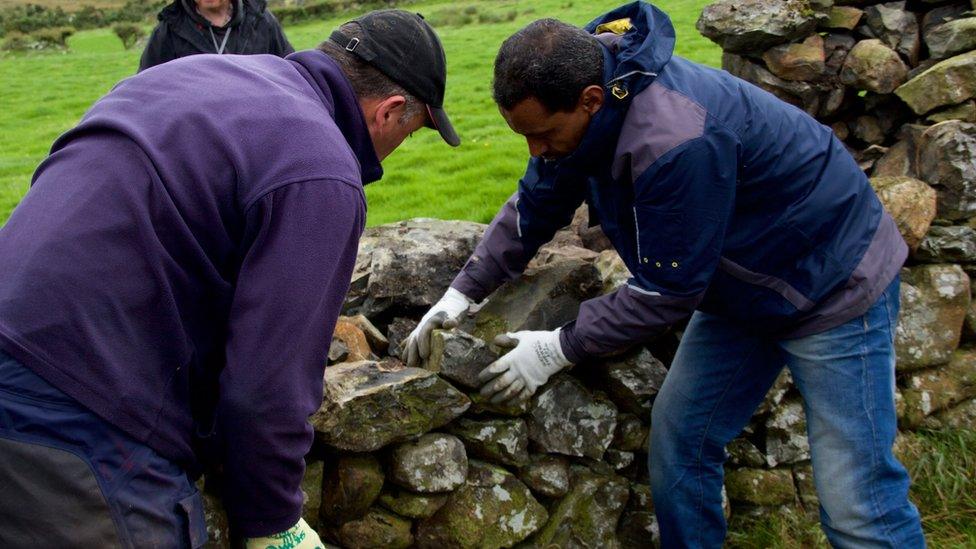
{"left": 0, "top": 349, "right": 207, "bottom": 548}
{"left": 649, "top": 277, "right": 925, "bottom": 548}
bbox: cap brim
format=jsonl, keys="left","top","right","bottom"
{"left": 427, "top": 105, "right": 460, "bottom": 147}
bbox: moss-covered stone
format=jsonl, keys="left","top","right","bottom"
{"left": 425, "top": 329, "right": 498, "bottom": 389}
{"left": 524, "top": 466, "right": 630, "bottom": 547}
{"left": 447, "top": 417, "right": 530, "bottom": 467}
{"left": 927, "top": 101, "right": 976, "bottom": 124}
{"left": 378, "top": 487, "right": 448, "bottom": 519}
{"left": 390, "top": 433, "right": 468, "bottom": 493}
{"left": 337, "top": 506, "right": 413, "bottom": 549}
{"left": 697, "top": 0, "right": 820, "bottom": 53}
{"left": 822, "top": 5, "right": 863, "bottom": 30}
{"left": 312, "top": 361, "right": 470, "bottom": 452}
{"left": 840, "top": 39, "right": 908, "bottom": 94}
{"left": 724, "top": 468, "right": 797, "bottom": 506}
{"left": 896, "top": 265, "right": 971, "bottom": 370}
{"left": 528, "top": 375, "right": 618, "bottom": 460}
{"left": 416, "top": 461, "right": 548, "bottom": 548}
{"left": 301, "top": 459, "right": 325, "bottom": 530}
{"left": 925, "top": 17, "right": 976, "bottom": 60}
{"left": 320, "top": 453, "right": 384, "bottom": 526}
{"left": 618, "top": 483, "right": 659, "bottom": 549}
{"left": 896, "top": 50, "right": 976, "bottom": 115}
{"left": 518, "top": 454, "right": 571, "bottom": 499}
{"left": 612, "top": 413, "right": 650, "bottom": 453}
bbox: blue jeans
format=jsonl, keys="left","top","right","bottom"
{"left": 0, "top": 350, "right": 207, "bottom": 548}
{"left": 649, "top": 278, "right": 925, "bottom": 548}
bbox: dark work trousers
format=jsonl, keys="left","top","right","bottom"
{"left": 0, "top": 349, "right": 208, "bottom": 548}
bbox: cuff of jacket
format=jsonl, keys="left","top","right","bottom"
{"left": 230, "top": 505, "right": 303, "bottom": 539}
{"left": 558, "top": 321, "right": 589, "bottom": 365}
{"left": 450, "top": 269, "right": 493, "bottom": 303}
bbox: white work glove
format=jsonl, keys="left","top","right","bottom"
{"left": 403, "top": 287, "right": 473, "bottom": 367}
{"left": 477, "top": 329, "right": 573, "bottom": 405}
{"left": 245, "top": 517, "right": 324, "bottom": 549}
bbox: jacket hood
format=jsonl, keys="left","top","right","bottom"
{"left": 585, "top": 1, "right": 675, "bottom": 100}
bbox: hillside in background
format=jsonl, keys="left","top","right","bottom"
{"left": 0, "top": 0, "right": 720, "bottom": 226}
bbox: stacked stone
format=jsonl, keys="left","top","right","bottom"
{"left": 198, "top": 215, "right": 665, "bottom": 548}
{"left": 697, "top": 0, "right": 976, "bottom": 517}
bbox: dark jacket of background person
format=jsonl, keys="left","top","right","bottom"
{"left": 0, "top": 50, "right": 379, "bottom": 536}
{"left": 139, "top": 0, "right": 294, "bottom": 71}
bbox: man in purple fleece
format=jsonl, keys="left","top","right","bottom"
{"left": 0, "top": 9, "right": 457, "bottom": 548}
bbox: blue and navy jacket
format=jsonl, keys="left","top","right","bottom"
{"left": 451, "top": 1, "right": 906, "bottom": 363}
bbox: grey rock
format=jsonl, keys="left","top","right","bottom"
{"left": 824, "top": 33, "right": 857, "bottom": 74}
{"left": 347, "top": 219, "right": 485, "bottom": 317}
{"left": 618, "top": 483, "right": 660, "bottom": 549}
{"left": 425, "top": 329, "right": 498, "bottom": 389}
{"left": 605, "top": 449, "right": 636, "bottom": 471}
{"left": 901, "top": 348, "right": 976, "bottom": 428}
{"left": 390, "top": 433, "right": 468, "bottom": 493}
{"left": 922, "top": 397, "right": 976, "bottom": 429}
{"left": 726, "top": 438, "right": 767, "bottom": 468}
{"left": 822, "top": 5, "right": 863, "bottom": 30}
{"left": 448, "top": 417, "right": 530, "bottom": 467}
{"left": 927, "top": 101, "right": 976, "bottom": 124}
{"left": 863, "top": 1, "right": 920, "bottom": 65}
{"left": 527, "top": 375, "right": 618, "bottom": 460}
{"left": 917, "top": 121, "right": 976, "bottom": 221}
{"left": 416, "top": 461, "right": 548, "bottom": 549}
{"left": 328, "top": 338, "right": 349, "bottom": 364}
{"left": 527, "top": 465, "right": 630, "bottom": 548}
{"left": 337, "top": 506, "right": 413, "bottom": 549}
{"left": 765, "top": 399, "right": 810, "bottom": 466}
{"left": 896, "top": 50, "right": 976, "bottom": 115}
{"left": 320, "top": 453, "right": 385, "bottom": 525}
{"left": 793, "top": 464, "right": 819, "bottom": 510}
{"left": 377, "top": 487, "right": 448, "bottom": 520}
{"left": 872, "top": 140, "right": 916, "bottom": 179}
{"left": 603, "top": 348, "right": 669, "bottom": 416}
{"left": 313, "top": 361, "right": 471, "bottom": 452}
{"left": 914, "top": 226, "right": 976, "bottom": 263}
{"left": 386, "top": 317, "right": 417, "bottom": 359}
{"left": 468, "top": 257, "right": 603, "bottom": 342}
{"left": 840, "top": 39, "right": 909, "bottom": 94}
{"left": 199, "top": 483, "right": 231, "bottom": 549}
{"left": 697, "top": 0, "right": 819, "bottom": 53}
{"left": 612, "top": 412, "right": 650, "bottom": 452}
{"left": 756, "top": 369, "right": 794, "bottom": 416}
{"left": 896, "top": 265, "right": 971, "bottom": 370}
{"left": 926, "top": 17, "right": 976, "bottom": 60}
{"left": 518, "top": 454, "right": 571, "bottom": 499}
{"left": 723, "top": 52, "right": 821, "bottom": 114}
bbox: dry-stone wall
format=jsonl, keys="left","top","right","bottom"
{"left": 697, "top": 0, "right": 976, "bottom": 519}
{"left": 196, "top": 1, "right": 976, "bottom": 545}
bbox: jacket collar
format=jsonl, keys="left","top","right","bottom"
{"left": 174, "top": 0, "right": 246, "bottom": 28}
{"left": 287, "top": 50, "right": 384, "bottom": 185}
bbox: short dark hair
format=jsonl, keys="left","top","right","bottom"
{"left": 318, "top": 22, "right": 424, "bottom": 120}
{"left": 493, "top": 18, "right": 604, "bottom": 113}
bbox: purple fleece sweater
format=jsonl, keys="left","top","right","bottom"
{"left": 0, "top": 50, "right": 380, "bottom": 536}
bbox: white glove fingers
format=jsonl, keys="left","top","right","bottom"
{"left": 479, "top": 369, "right": 519, "bottom": 398}
{"left": 477, "top": 359, "right": 510, "bottom": 384}
{"left": 504, "top": 386, "right": 535, "bottom": 407}
{"left": 417, "top": 311, "right": 446, "bottom": 360}
{"left": 492, "top": 332, "right": 520, "bottom": 348}
{"left": 490, "top": 378, "right": 525, "bottom": 404}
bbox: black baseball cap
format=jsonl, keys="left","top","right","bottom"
{"left": 330, "top": 10, "right": 460, "bottom": 147}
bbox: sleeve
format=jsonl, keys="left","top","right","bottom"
{"left": 216, "top": 178, "right": 366, "bottom": 537}
{"left": 559, "top": 129, "right": 739, "bottom": 363}
{"left": 138, "top": 23, "right": 174, "bottom": 72}
{"left": 267, "top": 12, "right": 294, "bottom": 57}
{"left": 450, "top": 157, "right": 586, "bottom": 302}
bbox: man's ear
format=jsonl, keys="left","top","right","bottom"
{"left": 579, "top": 85, "right": 605, "bottom": 115}
{"left": 373, "top": 95, "right": 408, "bottom": 128}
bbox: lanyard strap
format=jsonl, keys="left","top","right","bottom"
{"left": 208, "top": 26, "right": 232, "bottom": 55}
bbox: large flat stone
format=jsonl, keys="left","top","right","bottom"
{"left": 896, "top": 50, "right": 976, "bottom": 115}
{"left": 526, "top": 465, "right": 630, "bottom": 548}
{"left": 312, "top": 361, "right": 470, "bottom": 452}
{"left": 697, "top": 0, "right": 820, "bottom": 53}
{"left": 527, "top": 375, "right": 618, "bottom": 460}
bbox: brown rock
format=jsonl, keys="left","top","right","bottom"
{"left": 724, "top": 468, "right": 797, "bottom": 506}
{"left": 853, "top": 115, "right": 885, "bottom": 144}
{"left": 823, "top": 6, "right": 863, "bottom": 30}
{"left": 332, "top": 319, "right": 373, "bottom": 362}
{"left": 824, "top": 33, "right": 857, "bottom": 74}
{"left": 872, "top": 139, "right": 915, "bottom": 178}
{"left": 344, "top": 314, "right": 388, "bottom": 355}
{"left": 724, "top": 52, "right": 821, "bottom": 115}
{"left": 870, "top": 176, "right": 937, "bottom": 250}
{"left": 840, "top": 39, "right": 909, "bottom": 94}
{"left": 763, "top": 35, "right": 827, "bottom": 81}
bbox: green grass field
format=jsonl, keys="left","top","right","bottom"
{"left": 0, "top": 0, "right": 720, "bottom": 226}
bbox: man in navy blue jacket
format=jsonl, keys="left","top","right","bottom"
{"left": 0, "top": 10, "right": 457, "bottom": 548}
{"left": 405, "top": 2, "right": 924, "bottom": 547}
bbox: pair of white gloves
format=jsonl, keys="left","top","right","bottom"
{"left": 402, "top": 288, "right": 573, "bottom": 405}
